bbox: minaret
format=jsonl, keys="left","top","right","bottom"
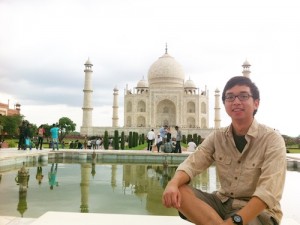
{"left": 112, "top": 86, "right": 119, "bottom": 127}
{"left": 242, "top": 59, "right": 251, "bottom": 78}
{"left": 80, "top": 163, "right": 91, "bottom": 213}
{"left": 82, "top": 58, "right": 93, "bottom": 134}
{"left": 214, "top": 88, "right": 221, "bottom": 129}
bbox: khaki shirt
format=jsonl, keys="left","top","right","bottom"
{"left": 177, "top": 119, "right": 286, "bottom": 222}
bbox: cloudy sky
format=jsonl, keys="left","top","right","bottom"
{"left": 0, "top": 0, "right": 299, "bottom": 137}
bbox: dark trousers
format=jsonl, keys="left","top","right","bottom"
{"left": 18, "top": 135, "right": 25, "bottom": 150}
{"left": 174, "top": 141, "right": 181, "bottom": 153}
{"left": 147, "top": 139, "right": 154, "bottom": 151}
{"left": 156, "top": 141, "right": 163, "bottom": 152}
{"left": 37, "top": 136, "right": 43, "bottom": 149}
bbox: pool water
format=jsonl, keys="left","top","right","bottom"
{"left": 0, "top": 162, "right": 299, "bottom": 223}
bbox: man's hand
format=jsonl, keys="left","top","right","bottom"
{"left": 162, "top": 181, "right": 182, "bottom": 209}
{"left": 162, "top": 171, "right": 190, "bottom": 209}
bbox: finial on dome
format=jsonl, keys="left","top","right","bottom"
{"left": 165, "top": 43, "right": 168, "bottom": 54}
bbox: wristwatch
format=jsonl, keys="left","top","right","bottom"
{"left": 231, "top": 214, "right": 243, "bottom": 225}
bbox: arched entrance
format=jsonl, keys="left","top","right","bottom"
{"left": 156, "top": 100, "right": 176, "bottom": 127}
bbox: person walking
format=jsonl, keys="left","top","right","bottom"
{"left": 162, "top": 76, "right": 286, "bottom": 225}
{"left": 174, "top": 126, "right": 182, "bottom": 153}
{"left": 50, "top": 123, "right": 59, "bottom": 151}
{"left": 146, "top": 129, "right": 156, "bottom": 151}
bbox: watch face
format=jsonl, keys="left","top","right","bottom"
{"left": 233, "top": 215, "right": 242, "bottom": 222}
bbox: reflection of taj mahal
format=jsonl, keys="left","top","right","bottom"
{"left": 80, "top": 46, "right": 251, "bottom": 137}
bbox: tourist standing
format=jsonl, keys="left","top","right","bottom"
{"left": 36, "top": 125, "right": 45, "bottom": 150}
{"left": 159, "top": 125, "right": 168, "bottom": 143}
{"left": 18, "top": 121, "right": 26, "bottom": 150}
{"left": 50, "top": 123, "right": 59, "bottom": 151}
{"left": 24, "top": 123, "right": 32, "bottom": 150}
{"left": 174, "top": 126, "right": 182, "bottom": 153}
{"left": 146, "top": 129, "right": 156, "bottom": 151}
{"left": 162, "top": 76, "right": 286, "bottom": 225}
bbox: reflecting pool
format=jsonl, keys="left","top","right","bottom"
{"left": 0, "top": 161, "right": 219, "bottom": 218}
{"left": 0, "top": 161, "right": 299, "bottom": 223}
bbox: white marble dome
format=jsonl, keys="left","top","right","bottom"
{"left": 137, "top": 78, "right": 148, "bottom": 88}
{"left": 184, "top": 79, "right": 196, "bottom": 88}
{"left": 147, "top": 53, "right": 185, "bottom": 88}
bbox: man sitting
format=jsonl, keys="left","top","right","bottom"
{"left": 155, "top": 134, "right": 163, "bottom": 152}
{"left": 162, "top": 138, "right": 174, "bottom": 153}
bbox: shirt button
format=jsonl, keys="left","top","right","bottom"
{"left": 230, "top": 192, "right": 234, "bottom": 195}
{"left": 238, "top": 160, "right": 241, "bottom": 164}
{"left": 235, "top": 177, "right": 238, "bottom": 180}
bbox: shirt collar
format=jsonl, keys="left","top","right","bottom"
{"left": 225, "top": 118, "right": 258, "bottom": 138}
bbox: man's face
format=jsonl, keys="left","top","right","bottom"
{"left": 224, "top": 85, "right": 259, "bottom": 122}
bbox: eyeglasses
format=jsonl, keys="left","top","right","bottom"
{"left": 224, "top": 93, "right": 253, "bottom": 102}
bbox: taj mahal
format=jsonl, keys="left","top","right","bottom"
{"left": 80, "top": 46, "right": 251, "bottom": 138}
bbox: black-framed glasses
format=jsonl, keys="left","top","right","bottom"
{"left": 225, "top": 93, "right": 253, "bottom": 102}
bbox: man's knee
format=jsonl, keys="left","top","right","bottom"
{"left": 178, "top": 185, "right": 195, "bottom": 202}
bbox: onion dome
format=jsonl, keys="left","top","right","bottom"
{"left": 147, "top": 51, "right": 185, "bottom": 88}
{"left": 136, "top": 77, "right": 149, "bottom": 88}
{"left": 184, "top": 78, "right": 196, "bottom": 88}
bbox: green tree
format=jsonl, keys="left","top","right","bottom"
{"left": 103, "top": 131, "right": 109, "bottom": 149}
{"left": 114, "top": 130, "right": 119, "bottom": 150}
{"left": 197, "top": 135, "right": 202, "bottom": 145}
{"left": 133, "top": 132, "right": 138, "bottom": 147}
{"left": 182, "top": 134, "right": 187, "bottom": 144}
{"left": 58, "top": 117, "right": 76, "bottom": 143}
{"left": 128, "top": 132, "right": 133, "bottom": 148}
{"left": 140, "top": 133, "right": 145, "bottom": 144}
{"left": 120, "top": 131, "right": 125, "bottom": 149}
{"left": 193, "top": 133, "right": 198, "bottom": 145}
{"left": 43, "top": 124, "right": 52, "bottom": 140}
{"left": 0, "top": 115, "right": 23, "bottom": 137}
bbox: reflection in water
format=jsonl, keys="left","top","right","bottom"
{"left": 15, "top": 163, "right": 30, "bottom": 217}
{"left": 36, "top": 166, "right": 44, "bottom": 185}
{"left": 0, "top": 162, "right": 220, "bottom": 218}
{"left": 80, "top": 163, "right": 91, "bottom": 213}
{"left": 48, "top": 163, "right": 58, "bottom": 190}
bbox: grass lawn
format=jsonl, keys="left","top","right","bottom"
{"left": 287, "top": 148, "right": 300, "bottom": 153}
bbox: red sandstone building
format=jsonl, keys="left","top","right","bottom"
{"left": 0, "top": 101, "right": 21, "bottom": 116}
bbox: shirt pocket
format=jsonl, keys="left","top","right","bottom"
{"left": 244, "top": 159, "right": 263, "bottom": 172}
{"left": 214, "top": 154, "right": 232, "bottom": 183}
{"left": 241, "top": 159, "right": 263, "bottom": 193}
{"left": 215, "top": 153, "right": 232, "bottom": 165}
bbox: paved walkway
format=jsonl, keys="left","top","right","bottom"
{"left": 0, "top": 148, "right": 299, "bottom": 225}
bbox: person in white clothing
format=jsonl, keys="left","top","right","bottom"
{"left": 147, "top": 129, "right": 156, "bottom": 151}
{"left": 187, "top": 139, "right": 197, "bottom": 152}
